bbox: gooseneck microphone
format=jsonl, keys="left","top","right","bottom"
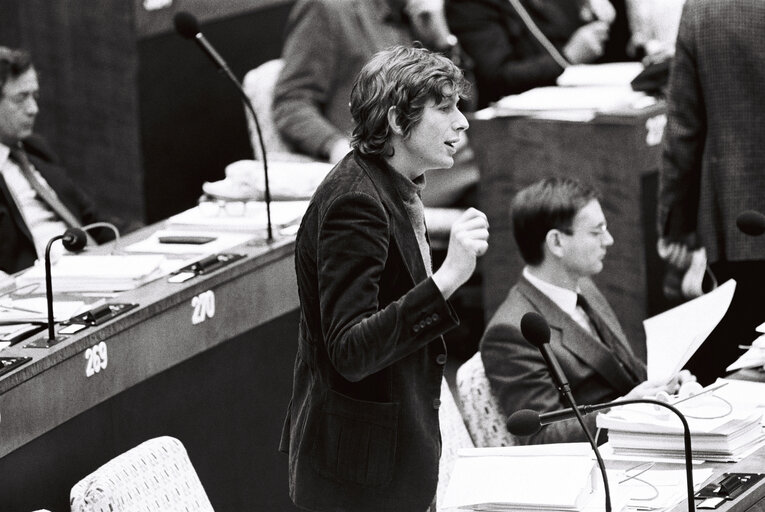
{"left": 173, "top": 11, "right": 273, "bottom": 242}
{"left": 736, "top": 210, "right": 765, "bottom": 236}
{"left": 508, "top": 399, "right": 695, "bottom": 512}
{"left": 44, "top": 228, "right": 88, "bottom": 344}
{"left": 520, "top": 311, "right": 611, "bottom": 512}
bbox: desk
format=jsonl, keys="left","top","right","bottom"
{"left": 0, "top": 227, "right": 302, "bottom": 511}
{"left": 470, "top": 106, "right": 668, "bottom": 356}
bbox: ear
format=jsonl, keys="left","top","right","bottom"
{"left": 387, "top": 106, "right": 405, "bottom": 136}
{"left": 545, "top": 229, "right": 566, "bottom": 259}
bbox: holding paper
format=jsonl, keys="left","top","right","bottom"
{"left": 645, "top": 279, "right": 736, "bottom": 383}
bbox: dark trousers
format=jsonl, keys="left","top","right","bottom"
{"left": 684, "top": 260, "right": 765, "bottom": 385}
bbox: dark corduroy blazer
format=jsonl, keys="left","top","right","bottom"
{"left": 659, "top": 0, "right": 765, "bottom": 263}
{"left": 480, "top": 275, "right": 646, "bottom": 445}
{"left": 280, "top": 150, "right": 459, "bottom": 512}
{"left": 0, "top": 136, "right": 102, "bottom": 274}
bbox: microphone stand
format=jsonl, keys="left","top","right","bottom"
{"left": 572, "top": 399, "right": 695, "bottom": 512}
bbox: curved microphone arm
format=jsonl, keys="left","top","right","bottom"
{"left": 565, "top": 393, "right": 612, "bottom": 512}
{"left": 578, "top": 399, "right": 695, "bottom": 512}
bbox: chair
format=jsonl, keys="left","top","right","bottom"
{"left": 242, "top": 59, "right": 313, "bottom": 162}
{"left": 70, "top": 436, "right": 214, "bottom": 512}
{"left": 456, "top": 352, "right": 517, "bottom": 447}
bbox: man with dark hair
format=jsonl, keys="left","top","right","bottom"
{"left": 0, "top": 46, "right": 106, "bottom": 275}
{"left": 280, "top": 46, "right": 489, "bottom": 511}
{"left": 480, "top": 177, "right": 692, "bottom": 445}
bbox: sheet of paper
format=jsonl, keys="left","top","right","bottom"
{"left": 123, "top": 230, "right": 253, "bottom": 255}
{"left": 0, "top": 297, "right": 88, "bottom": 323}
{"left": 612, "top": 467, "right": 714, "bottom": 511}
{"left": 494, "top": 85, "right": 648, "bottom": 113}
{"left": 726, "top": 334, "right": 765, "bottom": 372}
{"left": 165, "top": 200, "right": 309, "bottom": 233}
{"left": 557, "top": 62, "right": 645, "bottom": 87}
{"left": 645, "top": 279, "right": 736, "bottom": 382}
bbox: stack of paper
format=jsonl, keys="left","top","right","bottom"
{"left": 165, "top": 200, "right": 309, "bottom": 234}
{"left": 16, "top": 255, "right": 166, "bottom": 292}
{"left": 597, "top": 387, "right": 765, "bottom": 462}
{"left": 442, "top": 444, "right": 612, "bottom": 511}
{"left": 726, "top": 321, "right": 765, "bottom": 372}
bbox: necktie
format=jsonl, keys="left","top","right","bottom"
{"left": 9, "top": 145, "right": 83, "bottom": 229}
{"left": 577, "top": 293, "right": 642, "bottom": 383}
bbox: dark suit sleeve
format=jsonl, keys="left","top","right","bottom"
{"left": 481, "top": 320, "right": 598, "bottom": 444}
{"left": 447, "top": 0, "right": 564, "bottom": 105}
{"left": 318, "top": 191, "right": 457, "bottom": 382}
{"left": 272, "top": 0, "right": 345, "bottom": 158}
{"left": 657, "top": 1, "right": 705, "bottom": 239}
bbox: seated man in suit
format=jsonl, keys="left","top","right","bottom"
{"left": 0, "top": 46, "right": 110, "bottom": 275}
{"left": 481, "top": 177, "right": 693, "bottom": 445}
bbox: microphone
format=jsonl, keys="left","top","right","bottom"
{"left": 520, "top": 311, "right": 611, "bottom": 512}
{"left": 43, "top": 228, "right": 88, "bottom": 345}
{"left": 173, "top": 11, "right": 274, "bottom": 242}
{"left": 508, "top": 400, "right": 695, "bottom": 512}
{"left": 736, "top": 210, "right": 765, "bottom": 236}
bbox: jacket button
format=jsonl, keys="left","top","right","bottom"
{"left": 432, "top": 398, "right": 441, "bottom": 409}
{"left": 425, "top": 317, "right": 433, "bottom": 326}
{"left": 413, "top": 325, "right": 420, "bottom": 333}
{"left": 436, "top": 354, "right": 447, "bottom": 365}
{"left": 419, "top": 320, "right": 427, "bottom": 329}
{"left": 431, "top": 313, "right": 439, "bottom": 322}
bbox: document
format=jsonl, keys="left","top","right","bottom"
{"left": 123, "top": 230, "right": 253, "bottom": 255}
{"left": 492, "top": 85, "right": 650, "bottom": 119}
{"left": 443, "top": 444, "right": 602, "bottom": 511}
{"left": 726, "top": 334, "right": 765, "bottom": 372}
{"left": 645, "top": 279, "right": 736, "bottom": 383}
{"left": 556, "top": 62, "right": 645, "bottom": 87}
{"left": 165, "top": 200, "right": 309, "bottom": 234}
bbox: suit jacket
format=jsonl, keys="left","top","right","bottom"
{"left": 280, "top": 150, "right": 459, "bottom": 511}
{"left": 480, "top": 275, "right": 646, "bottom": 444}
{"left": 446, "top": 0, "right": 632, "bottom": 108}
{"left": 658, "top": 0, "right": 765, "bottom": 263}
{"left": 0, "top": 137, "right": 102, "bottom": 274}
{"left": 273, "top": 0, "right": 411, "bottom": 159}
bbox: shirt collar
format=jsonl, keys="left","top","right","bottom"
{"left": 0, "top": 141, "right": 11, "bottom": 170}
{"left": 523, "top": 266, "right": 580, "bottom": 317}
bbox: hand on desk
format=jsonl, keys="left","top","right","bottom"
{"left": 622, "top": 369, "right": 699, "bottom": 402}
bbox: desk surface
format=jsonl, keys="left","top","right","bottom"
{"left": 0, "top": 223, "right": 299, "bottom": 458}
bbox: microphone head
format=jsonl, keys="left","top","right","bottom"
{"left": 174, "top": 11, "right": 200, "bottom": 39}
{"left": 62, "top": 228, "right": 87, "bottom": 252}
{"left": 736, "top": 210, "right": 765, "bottom": 236}
{"left": 507, "top": 409, "right": 542, "bottom": 436}
{"left": 520, "top": 311, "right": 551, "bottom": 348}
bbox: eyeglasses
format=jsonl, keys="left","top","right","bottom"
{"left": 197, "top": 195, "right": 257, "bottom": 217}
{"left": 558, "top": 223, "right": 610, "bottom": 239}
{"left": 5, "top": 91, "right": 39, "bottom": 107}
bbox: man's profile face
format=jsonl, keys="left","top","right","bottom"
{"left": 0, "top": 67, "right": 39, "bottom": 146}
{"left": 398, "top": 93, "right": 468, "bottom": 173}
{"left": 558, "top": 199, "right": 614, "bottom": 279}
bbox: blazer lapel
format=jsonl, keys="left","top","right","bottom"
{"left": 517, "top": 276, "right": 639, "bottom": 394}
{"left": 356, "top": 153, "right": 428, "bottom": 284}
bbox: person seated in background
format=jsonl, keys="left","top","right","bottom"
{"left": 480, "top": 177, "right": 694, "bottom": 445}
{"left": 446, "top": 0, "right": 635, "bottom": 108}
{"left": 273, "top": 0, "right": 477, "bottom": 208}
{"left": 0, "top": 46, "right": 114, "bottom": 275}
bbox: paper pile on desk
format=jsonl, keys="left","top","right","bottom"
{"left": 726, "top": 322, "right": 765, "bottom": 372}
{"left": 597, "top": 382, "right": 765, "bottom": 462}
{"left": 165, "top": 201, "right": 309, "bottom": 234}
{"left": 16, "top": 255, "right": 166, "bottom": 292}
{"left": 442, "top": 444, "right": 624, "bottom": 511}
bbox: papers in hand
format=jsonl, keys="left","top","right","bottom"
{"left": 443, "top": 444, "right": 600, "bottom": 511}
{"left": 645, "top": 279, "right": 736, "bottom": 383}
{"left": 16, "top": 255, "right": 166, "bottom": 292}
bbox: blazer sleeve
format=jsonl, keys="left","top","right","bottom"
{"left": 657, "top": 2, "right": 705, "bottom": 239}
{"left": 481, "top": 320, "right": 598, "bottom": 445}
{"left": 318, "top": 191, "right": 457, "bottom": 382}
{"left": 273, "top": 0, "right": 347, "bottom": 159}
{"left": 447, "top": 0, "right": 564, "bottom": 105}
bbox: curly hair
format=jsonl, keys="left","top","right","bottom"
{"left": 0, "top": 46, "right": 33, "bottom": 99}
{"left": 350, "top": 45, "right": 469, "bottom": 157}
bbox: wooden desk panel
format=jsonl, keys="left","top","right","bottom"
{"left": 470, "top": 107, "right": 666, "bottom": 357}
{"left": 0, "top": 231, "right": 301, "bottom": 510}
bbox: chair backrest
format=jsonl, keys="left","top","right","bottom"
{"left": 242, "top": 59, "right": 312, "bottom": 162}
{"left": 456, "top": 352, "right": 517, "bottom": 447}
{"left": 70, "top": 436, "right": 214, "bottom": 512}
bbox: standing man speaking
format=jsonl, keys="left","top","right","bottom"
{"left": 280, "top": 46, "right": 489, "bottom": 512}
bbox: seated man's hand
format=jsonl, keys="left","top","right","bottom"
{"left": 563, "top": 21, "right": 610, "bottom": 64}
{"left": 623, "top": 369, "right": 699, "bottom": 401}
